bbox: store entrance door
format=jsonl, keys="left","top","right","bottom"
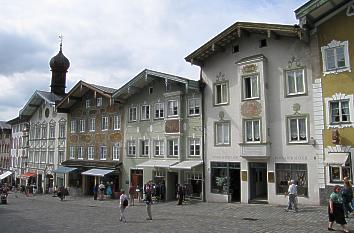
{"left": 249, "top": 162, "right": 267, "bottom": 203}
{"left": 229, "top": 168, "right": 241, "bottom": 202}
{"left": 166, "top": 172, "right": 178, "bottom": 201}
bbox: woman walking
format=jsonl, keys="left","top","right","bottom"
{"left": 342, "top": 177, "right": 353, "bottom": 218}
{"left": 328, "top": 185, "right": 350, "bottom": 232}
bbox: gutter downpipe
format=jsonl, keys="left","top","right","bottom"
{"left": 198, "top": 68, "right": 207, "bottom": 202}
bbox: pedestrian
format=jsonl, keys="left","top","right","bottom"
{"left": 98, "top": 182, "right": 105, "bottom": 201}
{"left": 145, "top": 180, "right": 153, "bottom": 220}
{"left": 106, "top": 182, "right": 112, "bottom": 199}
{"left": 93, "top": 184, "right": 98, "bottom": 200}
{"left": 177, "top": 184, "right": 184, "bottom": 205}
{"left": 161, "top": 181, "right": 166, "bottom": 202}
{"left": 129, "top": 183, "right": 136, "bottom": 206}
{"left": 328, "top": 185, "right": 350, "bottom": 232}
{"left": 119, "top": 190, "right": 128, "bottom": 223}
{"left": 58, "top": 186, "right": 65, "bottom": 201}
{"left": 285, "top": 180, "right": 298, "bottom": 212}
{"left": 342, "top": 177, "right": 353, "bottom": 218}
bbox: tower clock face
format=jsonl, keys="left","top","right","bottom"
{"left": 45, "top": 108, "right": 50, "bottom": 118}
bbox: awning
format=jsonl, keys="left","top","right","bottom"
{"left": 0, "top": 171, "right": 12, "bottom": 180}
{"left": 53, "top": 166, "right": 77, "bottom": 174}
{"left": 324, "top": 152, "right": 350, "bottom": 166}
{"left": 136, "top": 160, "right": 179, "bottom": 168}
{"left": 19, "top": 172, "right": 36, "bottom": 179}
{"left": 82, "top": 168, "right": 114, "bottom": 177}
{"left": 170, "top": 160, "right": 203, "bottom": 170}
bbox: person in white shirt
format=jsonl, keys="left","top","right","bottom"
{"left": 119, "top": 190, "right": 129, "bottom": 223}
{"left": 285, "top": 180, "right": 298, "bottom": 212}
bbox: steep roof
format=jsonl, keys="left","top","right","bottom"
{"left": 185, "top": 22, "right": 304, "bottom": 66}
{"left": 56, "top": 80, "right": 118, "bottom": 111}
{"left": 0, "top": 121, "right": 11, "bottom": 130}
{"left": 112, "top": 69, "right": 199, "bottom": 102}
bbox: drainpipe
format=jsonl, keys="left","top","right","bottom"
{"left": 198, "top": 69, "right": 207, "bottom": 202}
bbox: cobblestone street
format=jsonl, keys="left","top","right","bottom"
{"left": 0, "top": 192, "right": 350, "bottom": 233}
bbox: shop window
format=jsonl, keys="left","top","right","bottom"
{"left": 275, "top": 163, "right": 308, "bottom": 197}
{"left": 210, "top": 162, "right": 240, "bottom": 195}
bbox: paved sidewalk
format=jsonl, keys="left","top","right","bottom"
{"left": 0, "top": 193, "right": 352, "bottom": 233}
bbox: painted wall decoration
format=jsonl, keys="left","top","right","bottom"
{"left": 241, "top": 100, "right": 262, "bottom": 117}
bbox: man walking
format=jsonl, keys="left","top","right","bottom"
{"left": 145, "top": 180, "right": 153, "bottom": 220}
{"left": 286, "top": 180, "right": 298, "bottom": 212}
{"left": 119, "top": 190, "right": 128, "bottom": 223}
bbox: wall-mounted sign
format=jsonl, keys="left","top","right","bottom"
{"left": 268, "top": 171, "right": 275, "bottom": 183}
{"left": 242, "top": 64, "right": 258, "bottom": 74}
{"left": 241, "top": 170, "right": 247, "bottom": 181}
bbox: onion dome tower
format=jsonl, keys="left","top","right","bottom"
{"left": 49, "top": 40, "right": 70, "bottom": 96}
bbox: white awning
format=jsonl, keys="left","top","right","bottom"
{"left": 324, "top": 152, "right": 350, "bottom": 166}
{"left": 82, "top": 168, "right": 114, "bottom": 177}
{"left": 136, "top": 160, "right": 179, "bottom": 168}
{"left": 170, "top": 160, "right": 203, "bottom": 170}
{"left": 0, "top": 171, "right": 12, "bottom": 180}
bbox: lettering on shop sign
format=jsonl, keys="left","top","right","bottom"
{"left": 211, "top": 155, "right": 240, "bottom": 161}
{"left": 165, "top": 119, "right": 180, "bottom": 133}
{"left": 274, "top": 155, "right": 308, "bottom": 161}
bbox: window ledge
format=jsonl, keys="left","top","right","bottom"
{"left": 328, "top": 122, "right": 354, "bottom": 129}
{"left": 323, "top": 67, "right": 351, "bottom": 76}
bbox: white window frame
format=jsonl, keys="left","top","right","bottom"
{"left": 321, "top": 40, "right": 351, "bottom": 75}
{"left": 78, "top": 146, "right": 84, "bottom": 160}
{"left": 101, "top": 116, "right": 108, "bottom": 131}
{"left": 86, "top": 99, "right": 90, "bottom": 108}
{"left": 140, "top": 139, "right": 149, "bottom": 157}
{"left": 89, "top": 118, "right": 96, "bottom": 132}
{"left": 100, "top": 146, "right": 107, "bottom": 160}
{"left": 97, "top": 97, "right": 103, "bottom": 107}
{"left": 79, "top": 119, "right": 85, "bottom": 132}
{"left": 113, "top": 114, "right": 121, "bottom": 130}
{"left": 141, "top": 105, "right": 150, "bottom": 120}
{"left": 325, "top": 93, "right": 354, "bottom": 129}
{"left": 70, "top": 120, "right": 77, "bottom": 133}
{"left": 129, "top": 107, "right": 137, "bottom": 122}
{"left": 69, "top": 146, "right": 75, "bottom": 159}
{"left": 153, "top": 139, "right": 165, "bottom": 157}
{"left": 167, "top": 100, "right": 179, "bottom": 117}
{"left": 59, "top": 121, "right": 66, "bottom": 138}
{"left": 48, "top": 151, "right": 54, "bottom": 164}
{"left": 287, "top": 116, "right": 308, "bottom": 144}
{"left": 113, "top": 143, "right": 120, "bottom": 160}
{"left": 244, "top": 119, "right": 261, "bottom": 143}
{"left": 285, "top": 68, "right": 306, "bottom": 96}
{"left": 155, "top": 102, "right": 164, "bottom": 119}
{"left": 58, "top": 150, "right": 64, "bottom": 164}
{"left": 243, "top": 74, "right": 259, "bottom": 100}
{"left": 167, "top": 138, "right": 179, "bottom": 157}
{"left": 49, "top": 124, "right": 55, "bottom": 139}
{"left": 189, "top": 138, "right": 201, "bottom": 156}
{"left": 215, "top": 121, "right": 230, "bottom": 146}
{"left": 127, "top": 140, "right": 136, "bottom": 157}
{"left": 87, "top": 146, "right": 94, "bottom": 160}
{"left": 188, "top": 98, "right": 201, "bottom": 116}
{"left": 214, "top": 82, "right": 229, "bottom": 105}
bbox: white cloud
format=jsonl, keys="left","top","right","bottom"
{"left": 0, "top": 0, "right": 307, "bottom": 120}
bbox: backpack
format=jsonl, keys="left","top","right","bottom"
{"left": 123, "top": 199, "right": 128, "bottom": 207}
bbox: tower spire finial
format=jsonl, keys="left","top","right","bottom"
{"left": 59, "top": 34, "right": 64, "bottom": 51}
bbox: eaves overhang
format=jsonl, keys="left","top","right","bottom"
{"left": 185, "top": 22, "right": 305, "bottom": 66}
{"left": 19, "top": 90, "right": 61, "bottom": 117}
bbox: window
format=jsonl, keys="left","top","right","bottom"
{"left": 141, "top": 105, "right": 150, "bottom": 120}
{"left": 321, "top": 40, "right": 350, "bottom": 75}
{"left": 167, "top": 139, "right": 179, "bottom": 157}
{"left": 40, "top": 151, "right": 46, "bottom": 164}
{"left": 41, "top": 124, "right": 47, "bottom": 139}
{"left": 49, "top": 124, "right": 55, "bottom": 139}
{"left": 210, "top": 162, "right": 240, "bottom": 194}
{"left": 59, "top": 121, "right": 66, "bottom": 138}
{"left": 58, "top": 150, "right": 64, "bottom": 164}
{"left": 215, "top": 122, "right": 230, "bottom": 146}
{"left": 275, "top": 163, "right": 308, "bottom": 197}
{"left": 100, "top": 146, "right": 107, "bottom": 160}
{"left": 86, "top": 99, "right": 90, "bottom": 108}
{"left": 154, "top": 140, "right": 164, "bottom": 157}
{"left": 243, "top": 75, "right": 259, "bottom": 99}
{"left": 79, "top": 119, "right": 85, "bottom": 132}
{"left": 78, "top": 146, "right": 84, "bottom": 159}
{"left": 167, "top": 100, "right": 178, "bottom": 117}
{"left": 155, "top": 103, "right": 164, "bottom": 119}
{"left": 89, "top": 118, "right": 96, "bottom": 132}
{"left": 97, "top": 97, "right": 103, "bottom": 107}
{"left": 113, "top": 115, "right": 121, "bottom": 130}
{"left": 288, "top": 116, "right": 308, "bottom": 143}
{"left": 330, "top": 100, "right": 350, "bottom": 123}
{"left": 48, "top": 151, "right": 54, "bottom": 164}
{"left": 87, "top": 146, "right": 94, "bottom": 160}
{"left": 260, "top": 39, "right": 267, "bottom": 48}
{"left": 70, "top": 120, "right": 77, "bottom": 133}
{"left": 113, "top": 144, "right": 120, "bottom": 160}
{"left": 69, "top": 146, "right": 75, "bottom": 159}
{"left": 189, "top": 138, "right": 201, "bottom": 156}
{"left": 127, "top": 140, "right": 136, "bottom": 156}
{"left": 188, "top": 99, "right": 200, "bottom": 116}
{"left": 286, "top": 69, "right": 305, "bottom": 96}
{"left": 214, "top": 82, "right": 229, "bottom": 105}
{"left": 329, "top": 158, "right": 351, "bottom": 183}
{"left": 101, "top": 116, "right": 108, "bottom": 131}
{"left": 245, "top": 119, "right": 260, "bottom": 142}
{"left": 129, "top": 107, "right": 137, "bottom": 122}
{"left": 139, "top": 140, "right": 149, "bottom": 157}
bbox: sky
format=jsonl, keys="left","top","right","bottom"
{"left": 0, "top": 0, "right": 307, "bottom": 121}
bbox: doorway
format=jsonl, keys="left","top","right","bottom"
{"left": 167, "top": 172, "right": 178, "bottom": 201}
{"left": 131, "top": 169, "right": 143, "bottom": 190}
{"left": 249, "top": 162, "right": 267, "bottom": 203}
{"left": 229, "top": 168, "right": 241, "bottom": 202}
